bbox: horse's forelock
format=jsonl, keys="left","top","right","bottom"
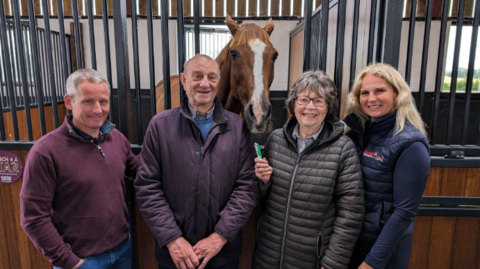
{"left": 228, "top": 24, "right": 273, "bottom": 48}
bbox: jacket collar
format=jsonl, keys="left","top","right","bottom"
{"left": 283, "top": 116, "right": 344, "bottom": 153}
{"left": 63, "top": 114, "right": 115, "bottom": 142}
{"left": 180, "top": 96, "right": 229, "bottom": 125}
{"left": 344, "top": 110, "right": 397, "bottom": 137}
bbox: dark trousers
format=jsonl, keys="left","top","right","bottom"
{"left": 158, "top": 258, "right": 239, "bottom": 269}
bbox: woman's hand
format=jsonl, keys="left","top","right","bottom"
{"left": 358, "top": 261, "right": 374, "bottom": 269}
{"left": 254, "top": 157, "right": 272, "bottom": 184}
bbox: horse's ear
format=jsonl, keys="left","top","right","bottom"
{"left": 263, "top": 18, "right": 274, "bottom": 36}
{"left": 226, "top": 14, "right": 239, "bottom": 36}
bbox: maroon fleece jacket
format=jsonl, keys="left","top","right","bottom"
{"left": 20, "top": 116, "right": 138, "bottom": 269}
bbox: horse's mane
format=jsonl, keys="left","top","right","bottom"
{"left": 216, "top": 23, "right": 273, "bottom": 69}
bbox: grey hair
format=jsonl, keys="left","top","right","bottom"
{"left": 183, "top": 54, "right": 221, "bottom": 78}
{"left": 285, "top": 70, "right": 338, "bottom": 119}
{"left": 66, "top": 69, "right": 110, "bottom": 99}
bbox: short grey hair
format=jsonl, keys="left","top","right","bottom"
{"left": 66, "top": 69, "right": 110, "bottom": 99}
{"left": 285, "top": 70, "right": 338, "bottom": 119}
{"left": 183, "top": 54, "right": 221, "bottom": 78}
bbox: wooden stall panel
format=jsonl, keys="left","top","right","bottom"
{"left": 215, "top": 0, "right": 224, "bottom": 17}
{"left": 465, "top": 168, "right": 480, "bottom": 197}
{"left": 281, "top": 0, "right": 290, "bottom": 16}
{"left": 171, "top": 0, "right": 177, "bottom": 16}
{"left": 237, "top": 0, "right": 246, "bottom": 16}
{"left": 226, "top": 0, "right": 234, "bottom": 16}
{"left": 423, "top": 167, "right": 442, "bottom": 196}
{"left": 0, "top": 151, "right": 52, "bottom": 269}
{"left": 248, "top": 0, "right": 256, "bottom": 17}
{"left": 133, "top": 204, "right": 157, "bottom": 269}
{"left": 408, "top": 217, "right": 433, "bottom": 269}
{"left": 205, "top": 0, "right": 213, "bottom": 16}
{"left": 451, "top": 217, "right": 480, "bottom": 269}
{"left": 259, "top": 0, "right": 267, "bottom": 16}
{"left": 427, "top": 217, "right": 456, "bottom": 269}
{"left": 440, "top": 168, "right": 467, "bottom": 196}
{"left": 270, "top": 0, "right": 279, "bottom": 16}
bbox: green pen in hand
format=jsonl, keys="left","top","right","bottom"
{"left": 254, "top": 143, "right": 263, "bottom": 159}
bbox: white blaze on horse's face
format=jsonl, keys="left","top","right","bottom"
{"left": 249, "top": 38, "right": 267, "bottom": 125}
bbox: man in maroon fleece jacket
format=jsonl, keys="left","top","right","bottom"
{"left": 20, "top": 69, "right": 138, "bottom": 269}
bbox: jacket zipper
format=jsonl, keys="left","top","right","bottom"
{"left": 70, "top": 130, "right": 105, "bottom": 157}
{"left": 279, "top": 155, "right": 301, "bottom": 268}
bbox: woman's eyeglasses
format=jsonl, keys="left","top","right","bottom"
{"left": 296, "top": 97, "right": 327, "bottom": 107}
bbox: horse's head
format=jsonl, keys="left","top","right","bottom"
{"left": 216, "top": 15, "right": 277, "bottom": 134}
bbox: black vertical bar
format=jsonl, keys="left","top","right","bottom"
{"left": 102, "top": 0, "right": 114, "bottom": 121}
{"left": 465, "top": 0, "right": 480, "bottom": 145}
{"left": 334, "top": 0, "right": 346, "bottom": 114}
{"left": 42, "top": 0, "right": 60, "bottom": 128}
{"left": 39, "top": 31, "right": 49, "bottom": 103}
{"left": 54, "top": 35, "right": 61, "bottom": 102}
{"left": 161, "top": 0, "right": 171, "bottom": 110}
{"left": 418, "top": 0, "right": 433, "bottom": 115}
{"left": 72, "top": 0, "right": 83, "bottom": 69}
{"left": 349, "top": 0, "right": 360, "bottom": 89}
{"left": 0, "top": 35, "right": 5, "bottom": 140}
{"left": 194, "top": 0, "right": 200, "bottom": 54}
{"left": 0, "top": 0, "right": 19, "bottom": 140}
{"left": 379, "top": 0, "right": 402, "bottom": 68}
{"left": 445, "top": 0, "right": 465, "bottom": 146}
{"left": 57, "top": 0, "right": 69, "bottom": 81}
{"left": 130, "top": 0, "right": 143, "bottom": 144}
{"left": 404, "top": 0, "right": 418, "bottom": 85}
{"left": 87, "top": 0, "right": 96, "bottom": 69}
{"left": 320, "top": 0, "right": 329, "bottom": 70}
{"left": 302, "top": 0, "right": 312, "bottom": 71}
{"left": 113, "top": 0, "right": 132, "bottom": 138}
{"left": 431, "top": 0, "right": 450, "bottom": 145}
{"left": 8, "top": 23, "right": 20, "bottom": 107}
{"left": 146, "top": 0, "right": 156, "bottom": 118}
{"left": 367, "top": 0, "right": 378, "bottom": 64}
{"left": 177, "top": 0, "right": 186, "bottom": 101}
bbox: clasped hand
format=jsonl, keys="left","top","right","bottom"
{"left": 166, "top": 233, "right": 227, "bottom": 269}
{"left": 254, "top": 157, "right": 273, "bottom": 184}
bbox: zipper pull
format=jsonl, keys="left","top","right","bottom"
{"left": 98, "top": 145, "right": 105, "bottom": 156}
{"left": 201, "top": 146, "right": 204, "bottom": 155}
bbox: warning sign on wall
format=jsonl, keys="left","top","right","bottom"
{"left": 0, "top": 151, "right": 23, "bottom": 184}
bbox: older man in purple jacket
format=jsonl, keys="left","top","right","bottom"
{"left": 134, "top": 54, "right": 259, "bottom": 269}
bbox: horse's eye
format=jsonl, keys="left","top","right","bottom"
{"left": 273, "top": 52, "right": 278, "bottom": 61}
{"left": 230, "top": 50, "right": 238, "bottom": 59}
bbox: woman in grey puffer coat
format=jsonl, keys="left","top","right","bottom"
{"left": 252, "top": 71, "right": 365, "bottom": 269}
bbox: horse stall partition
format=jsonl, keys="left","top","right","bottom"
{"left": 291, "top": 0, "right": 480, "bottom": 268}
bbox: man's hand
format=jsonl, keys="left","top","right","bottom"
{"left": 254, "top": 157, "right": 272, "bottom": 184}
{"left": 358, "top": 261, "right": 374, "bottom": 269}
{"left": 192, "top": 232, "right": 228, "bottom": 269}
{"left": 72, "top": 259, "right": 84, "bottom": 269}
{"left": 166, "top": 237, "right": 199, "bottom": 269}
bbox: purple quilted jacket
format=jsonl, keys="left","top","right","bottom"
{"left": 134, "top": 97, "right": 259, "bottom": 267}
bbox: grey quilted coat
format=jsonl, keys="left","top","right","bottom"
{"left": 252, "top": 117, "right": 365, "bottom": 269}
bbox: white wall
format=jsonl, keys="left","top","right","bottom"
{"left": 398, "top": 20, "right": 451, "bottom": 92}
{"left": 38, "top": 18, "right": 298, "bottom": 92}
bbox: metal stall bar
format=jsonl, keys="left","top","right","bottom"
{"left": 39, "top": 30, "right": 49, "bottom": 104}
{"left": 367, "top": 0, "right": 378, "bottom": 64}
{"left": 418, "top": 0, "right": 433, "bottom": 115}
{"left": 380, "top": 0, "right": 402, "bottom": 68}
{"left": 177, "top": 0, "right": 186, "bottom": 100}
{"left": 102, "top": 0, "right": 114, "bottom": 121}
{"left": 465, "top": 0, "right": 480, "bottom": 145}
{"left": 194, "top": 0, "right": 200, "bottom": 54}
{"left": 349, "top": 0, "right": 360, "bottom": 89}
{"left": 8, "top": 22, "right": 21, "bottom": 108}
{"left": 72, "top": 0, "right": 83, "bottom": 69}
{"left": 446, "top": 0, "right": 466, "bottom": 145}
{"left": 0, "top": 34, "right": 5, "bottom": 140}
{"left": 302, "top": 0, "right": 312, "bottom": 71}
{"left": 112, "top": 0, "right": 132, "bottom": 137}
{"left": 0, "top": 0, "right": 19, "bottom": 140}
{"left": 146, "top": 0, "right": 156, "bottom": 118}
{"left": 42, "top": 0, "right": 60, "bottom": 128}
{"left": 319, "top": 0, "right": 329, "bottom": 70}
{"left": 12, "top": 0, "right": 32, "bottom": 140}
{"left": 57, "top": 0, "right": 69, "bottom": 81}
{"left": 23, "top": 27, "right": 35, "bottom": 104}
{"left": 161, "top": 0, "right": 171, "bottom": 110}
{"left": 404, "top": 0, "right": 417, "bottom": 85}
{"left": 130, "top": 0, "right": 143, "bottom": 144}
{"left": 334, "top": 0, "right": 346, "bottom": 113}
{"left": 87, "top": 0, "right": 97, "bottom": 69}
{"left": 54, "top": 34, "right": 62, "bottom": 101}
{"left": 431, "top": 0, "right": 450, "bottom": 145}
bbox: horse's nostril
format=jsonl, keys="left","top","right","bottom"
{"left": 249, "top": 104, "right": 254, "bottom": 116}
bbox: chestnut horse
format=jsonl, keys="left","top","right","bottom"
{"left": 156, "top": 15, "right": 277, "bottom": 133}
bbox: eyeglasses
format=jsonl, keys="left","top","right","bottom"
{"left": 296, "top": 97, "right": 327, "bottom": 107}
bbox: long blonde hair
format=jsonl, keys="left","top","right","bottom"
{"left": 346, "top": 63, "right": 427, "bottom": 136}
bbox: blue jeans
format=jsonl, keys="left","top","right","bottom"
{"left": 55, "top": 234, "right": 132, "bottom": 269}
{"left": 158, "top": 258, "right": 239, "bottom": 269}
